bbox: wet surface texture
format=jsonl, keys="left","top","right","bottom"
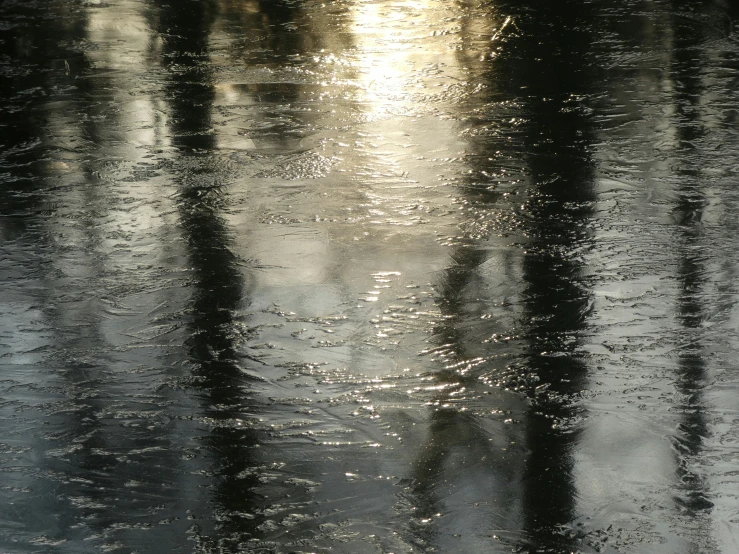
{"left": 1, "top": 0, "right": 739, "bottom": 552}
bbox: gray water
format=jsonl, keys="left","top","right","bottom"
{"left": 1, "top": 0, "right": 739, "bottom": 552}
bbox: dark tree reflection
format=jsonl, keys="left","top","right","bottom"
{"left": 502, "top": 1, "right": 596, "bottom": 549}
{"left": 400, "top": 0, "right": 598, "bottom": 550}
{"left": 668, "top": 0, "right": 714, "bottom": 522}
{"left": 153, "top": 0, "right": 266, "bottom": 546}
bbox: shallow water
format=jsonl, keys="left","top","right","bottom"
{"left": 1, "top": 0, "right": 739, "bottom": 552}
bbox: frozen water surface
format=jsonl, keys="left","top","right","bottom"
{"left": 1, "top": 0, "right": 739, "bottom": 552}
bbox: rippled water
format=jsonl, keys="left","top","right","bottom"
{"left": 1, "top": 0, "right": 739, "bottom": 552}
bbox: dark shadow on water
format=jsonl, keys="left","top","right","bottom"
{"left": 667, "top": 0, "right": 715, "bottom": 526}
{"left": 506, "top": 1, "right": 596, "bottom": 549}
{"left": 153, "top": 0, "right": 267, "bottom": 547}
{"left": 220, "top": 0, "right": 306, "bottom": 62}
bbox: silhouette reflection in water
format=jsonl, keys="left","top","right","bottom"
{"left": 668, "top": 0, "right": 713, "bottom": 528}
{"left": 155, "top": 0, "right": 265, "bottom": 546}
{"left": 398, "top": 0, "right": 598, "bottom": 551}
{"left": 510, "top": 1, "right": 596, "bottom": 549}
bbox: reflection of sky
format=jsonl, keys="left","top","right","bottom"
{"left": 82, "top": 0, "right": 174, "bottom": 242}
{"left": 351, "top": 0, "right": 468, "bottom": 118}
{"left": 86, "top": 0, "right": 165, "bottom": 145}
{"left": 353, "top": 0, "right": 422, "bottom": 114}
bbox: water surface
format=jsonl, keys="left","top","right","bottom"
{"left": 1, "top": 0, "right": 739, "bottom": 552}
